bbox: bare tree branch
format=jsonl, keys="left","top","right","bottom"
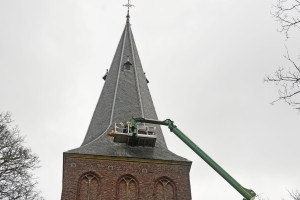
{"left": 265, "top": 48, "right": 300, "bottom": 109}
{"left": 257, "top": 190, "right": 300, "bottom": 200}
{"left": 288, "top": 190, "right": 300, "bottom": 200}
{"left": 0, "top": 112, "right": 44, "bottom": 200}
{"left": 272, "top": 0, "right": 300, "bottom": 38}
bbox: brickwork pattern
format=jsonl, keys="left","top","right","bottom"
{"left": 61, "top": 154, "right": 192, "bottom": 200}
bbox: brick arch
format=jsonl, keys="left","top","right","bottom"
{"left": 117, "top": 174, "right": 139, "bottom": 200}
{"left": 154, "top": 176, "right": 177, "bottom": 200}
{"left": 77, "top": 171, "right": 101, "bottom": 200}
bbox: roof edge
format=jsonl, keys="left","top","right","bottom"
{"left": 63, "top": 152, "right": 192, "bottom": 166}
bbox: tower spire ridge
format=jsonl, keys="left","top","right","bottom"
{"left": 61, "top": 4, "right": 191, "bottom": 199}
{"left": 65, "top": 1, "right": 189, "bottom": 162}
{"left": 123, "top": 0, "right": 134, "bottom": 20}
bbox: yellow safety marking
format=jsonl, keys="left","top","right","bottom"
{"left": 240, "top": 186, "right": 253, "bottom": 198}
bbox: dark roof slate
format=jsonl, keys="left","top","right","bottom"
{"left": 66, "top": 18, "right": 189, "bottom": 162}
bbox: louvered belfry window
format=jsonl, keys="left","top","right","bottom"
{"left": 123, "top": 60, "right": 132, "bottom": 71}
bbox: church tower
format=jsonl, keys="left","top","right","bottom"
{"left": 61, "top": 5, "right": 192, "bottom": 200}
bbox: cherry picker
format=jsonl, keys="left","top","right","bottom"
{"left": 108, "top": 117, "right": 256, "bottom": 200}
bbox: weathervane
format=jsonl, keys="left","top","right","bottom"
{"left": 123, "top": 0, "right": 134, "bottom": 18}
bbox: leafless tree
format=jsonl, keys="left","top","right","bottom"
{"left": 266, "top": 0, "right": 300, "bottom": 109}
{"left": 0, "top": 112, "right": 44, "bottom": 200}
{"left": 265, "top": 48, "right": 300, "bottom": 110}
{"left": 287, "top": 190, "right": 300, "bottom": 200}
{"left": 272, "top": 0, "right": 300, "bottom": 38}
{"left": 256, "top": 190, "right": 300, "bottom": 200}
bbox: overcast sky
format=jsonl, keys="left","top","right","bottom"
{"left": 1, "top": 0, "right": 300, "bottom": 199}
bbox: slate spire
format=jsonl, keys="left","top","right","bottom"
{"left": 67, "top": 16, "right": 188, "bottom": 162}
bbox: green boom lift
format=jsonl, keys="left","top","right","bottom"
{"left": 129, "top": 117, "right": 256, "bottom": 200}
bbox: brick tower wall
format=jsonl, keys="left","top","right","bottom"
{"left": 61, "top": 153, "right": 192, "bottom": 200}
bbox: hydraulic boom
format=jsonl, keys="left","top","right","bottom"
{"left": 130, "top": 117, "right": 256, "bottom": 200}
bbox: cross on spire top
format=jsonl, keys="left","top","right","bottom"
{"left": 123, "top": 0, "right": 134, "bottom": 19}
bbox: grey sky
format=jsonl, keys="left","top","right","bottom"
{"left": 0, "top": 0, "right": 299, "bottom": 199}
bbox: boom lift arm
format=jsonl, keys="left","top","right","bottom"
{"left": 130, "top": 117, "right": 256, "bottom": 200}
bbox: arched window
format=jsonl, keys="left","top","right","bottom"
{"left": 77, "top": 172, "right": 100, "bottom": 200}
{"left": 117, "top": 175, "right": 138, "bottom": 200}
{"left": 154, "top": 177, "right": 176, "bottom": 200}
